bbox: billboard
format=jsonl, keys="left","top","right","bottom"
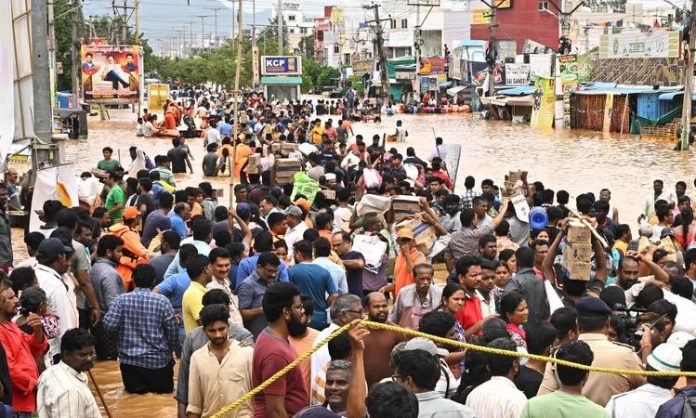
{"left": 505, "top": 63, "right": 530, "bottom": 86}
{"left": 419, "top": 57, "right": 445, "bottom": 75}
{"left": 261, "top": 56, "right": 302, "bottom": 75}
{"left": 599, "top": 31, "right": 680, "bottom": 59}
{"left": 81, "top": 44, "right": 141, "bottom": 104}
{"left": 558, "top": 55, "right": 579, "bottom": 93}
{"left": 471, "top": 62, "right": 505, "bottom": 86}
{"left": 530, "top": 76, "right": 555, "bottom": 129}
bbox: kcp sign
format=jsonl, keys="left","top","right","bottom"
{"left": 261, "top": 56, "right": 302, "bottom": 75}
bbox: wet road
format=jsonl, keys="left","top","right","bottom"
{"left": 15, "top": 98, "right": 696, "bottom": 415}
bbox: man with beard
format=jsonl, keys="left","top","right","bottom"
{"left": 289, "top": 296, "right": 321, "bottom": 392}
{"left": 187, "top": 304, "right": 254, "bottom": 418}
{"left": 440, "top": 194, "right": 462, "bottom": 233}
{"left": 252, "top": 282, "right": 309, "bottom": 417}
{"left": 37, "top": 329, "right": 101, "bottom": 418}
{"left": 89, "top": 235, "right": 125, "bottom": 360}
{"left": 239, "top": 252, "right": 281, "bottom": 338}
{"left": 0, "top": 278, "right": 47, "bottom": 417}
{"left": 363, "top": 292, "right": 407, "bottom": 386}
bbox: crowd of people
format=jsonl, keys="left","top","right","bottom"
{"left": 4, "top": 89, "right": 696, "bottom": 418}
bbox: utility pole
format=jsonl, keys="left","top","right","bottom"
{"left": 479, "top": 0, "right": 503, "bottom": 97}
{"left": 189, "top": 21, "right": 194, "bottom": 56}
{"left": 231, "top": 0, "right": 244, "bottom": 205}
{"left": 364, "top": 3, "right": 390, "bottom": 101}
{"left": 680, "top": 0, "right": 696, "bottom": 150}
{"left": 71, "top": 0, "right": 83, "bottom": 109}
{"left": 252, "top": 0, "right": 259, "bottom": 89}
{"left": 123, "top": 0, "right": 128, "bottom": 43}
{"left": 195, "top": 15, "right": 208, "bottom": 51}
{"left": 31, "top": 0, "right": 61, "bottom": 176}
{"left": 212, "top": 7, "right": 224, "bottom": 48}
{"left": 277, "top": 0, "right": 284, "bottom": 54}
{"left": 135, "top": 0, "right": 141, "bottom": 115}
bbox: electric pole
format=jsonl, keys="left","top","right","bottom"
{"left": 277, "top": 0, "right": 284, "bottom": 54}
{"left": 364, "top": 3, "right": 390, "bottom": 101}
{"left": 123, "top": 0, "right": 128, "bottom": 43}
{"left": 480, "top": 0, "right": 508, "bottom": 97}
{"left": 680, "top": 0, "right": 696, "bottom": 150}
{"left": 231, "top": 0, "right": 244, "bottom": 204}
{"left": 194, "top": 15, "right": 209, "bottom": 51}
{"left": 212, "top": 7, "right": 224, "bottom": 48}
{"left": 71, "top": 0, "right": 83, "bottom": 109}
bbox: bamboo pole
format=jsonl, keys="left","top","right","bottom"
{"left": 230, "top": 0, "right": 243, "bottom": 208}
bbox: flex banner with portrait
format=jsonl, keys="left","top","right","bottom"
{"left": 81, "top": 43, "right": 141, "bottom": 104}
{"left": 530, "top": 76, "right": 555, "bottom": 129}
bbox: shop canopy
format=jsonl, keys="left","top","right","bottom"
{"left": 447, "top": 86, "right": 466, "bottom": 96}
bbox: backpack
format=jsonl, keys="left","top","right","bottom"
{"left": 144, "top": 152, "right": 155, "bottom": 170}
{"left": 681, "top": 394, "right": 696, "bottom": 418}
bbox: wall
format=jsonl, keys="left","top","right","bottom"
{"left": 470, "top": 0, "right": 559, "bottom": 54}
{"left": 593, "top": 58, "right": 685, "bottom": 86}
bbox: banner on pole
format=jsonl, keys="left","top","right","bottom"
{"left": 29, "top": 165, "right": 79, "bottom": 232}
{"left": 81, "top": 44, "right": 142, "bottom": 104}
{"left": 530, "top": 76, "right": 555, "bottom": 129}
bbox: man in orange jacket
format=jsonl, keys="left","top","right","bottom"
{"left": 108, "top": 207, "right": 154, "bottom": 291}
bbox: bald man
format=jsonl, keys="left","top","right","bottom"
{"left": 363, "top": 292, "right": 407, "bottom": 386}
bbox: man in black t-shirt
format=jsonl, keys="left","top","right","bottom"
{"left": 167, "top": 137, "right": 190, "bottom": 174}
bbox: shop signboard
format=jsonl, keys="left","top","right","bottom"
{"left": 261, "top": 56, "right": 302, "bottom": 75}
{"left": 504, "top": 63, "right": 530, "bottom": 86}
{"left": 81, "top": 44, "right": 141, "bottom": 104}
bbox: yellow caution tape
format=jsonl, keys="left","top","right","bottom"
{"left": 209, "top": 320, "right": 695, "bottom": 417}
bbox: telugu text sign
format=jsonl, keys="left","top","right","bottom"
{"left": 599, "top": 31, "right": 680, "bottom": 59}
{"left": 261, "top": 56, "right": 302, "bottom": 76}
{"left": 81, "top": 44, "right": 141, "bottom": 105}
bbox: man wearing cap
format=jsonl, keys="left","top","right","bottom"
{"left": 36, "top": 237, "right": 78, "bottom": 363}
{"left": 538, "top": 296, "right": 645, "bottom": 406}
{"left": 108, "top": 206, "right": 154, "bottom": 291}
{"left": 285, "top": 206, "right": 308, "bottom": 259}
{"left": 391, "top": 264, "right": 441, "bottom": 330}
{"left": 606, "top": 343, "right": 681, "bottom": 418}
{"left": 655, "top": 339, "right": 696, "bottom": 418}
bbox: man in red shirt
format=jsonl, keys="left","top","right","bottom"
{"left": 0, "top": 279, "right": 47, "bottom": 416}
{"left": 252, "top": 282, "right": 309, "bottom": 417}
{"left": 454, "top": 255, "right": 495, "bottom": 339}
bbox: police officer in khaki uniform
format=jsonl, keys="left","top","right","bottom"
{"left": 538, "top": 296, "right": 645, "bottom": 406}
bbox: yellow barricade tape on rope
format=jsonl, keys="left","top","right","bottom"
{"left": 210, "top": 319, "right": 696, "bottom": 417}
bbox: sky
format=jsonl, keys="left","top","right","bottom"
{"left": 82, "top": 0, "right": 371, "bottom": 44}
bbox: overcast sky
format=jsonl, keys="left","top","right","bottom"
{"left": 82, "top": 0, "right": 371, "bottom": 41}
{"left": 82, "top": 0, "right": 685, "bottom": 43}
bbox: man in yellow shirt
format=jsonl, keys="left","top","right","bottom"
{"left": 310, "top": 119, "right": 325, "bottom": 144}
{"left": 182, "top": 255, "right": 213, "bottom": 333}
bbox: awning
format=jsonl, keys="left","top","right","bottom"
{"left": 447, "top": 86, "right": 466, "bottom": 96}
{"left": 659, "top": 91, "right": 696, "bottom": 101}
{"left": 439, "top": 81, "right": 453, "bottom": 89}
{"left": 260, "top": 76, "right": 303, "bottom": 86}
{"left": 480, "top": 95, "right": 534, "bottom": 107}
{"left": 497, "top": 86, "right": 535, "bottom": 96}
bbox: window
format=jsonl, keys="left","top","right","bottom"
{"left": 289, "top": 28, "right": 295, "bottom": 34}
{"left": 334, "top": 45, "right": 340, "bottom": 53}
{"left": 401, "top": 19, "right": 408, "bottom": 28}
{"left": 538, "top": 1, "right": 549, "bottom": 10}
{"left": 288, "top": 15, "right": 296, "bottom": 21}
{"left": 390, "top": 19, "right": 397, "bottom": 29}
{"left": 300, "top": 27, "right": 308, "bottom": 34}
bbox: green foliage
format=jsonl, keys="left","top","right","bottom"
{"left": 317, "top": 67, "right": 341, "bottom": 86}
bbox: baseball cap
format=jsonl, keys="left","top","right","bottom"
{"left": 667, "top": 331, "right": 694, "bottom": 349}
{"left": 647, "top": 343, "right": 682, "bottom": 372}
{"left": 396, "top": 228, "right": 414, "bottom": 241}
{"left": 285, "top": 205, "right": 303, "bottom": 218}
{"left": 661, "top": 228, "right": 676, "bottom": 238}
{"left": 574, "top": 296, "right": 612, "bottom": 316}
{"left": 37, "top": 238, "right": 74, "bottom": 259}
{"left": 403, "top": 337, "right": 449, "bottom": 357}
{"left": 639, "top": 224, "right": 653, "bottom": 237}
{"left": 123, "top": 206, "right": 139, "bottom": 220}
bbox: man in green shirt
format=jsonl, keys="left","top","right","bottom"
{"left": 97, "top": 147, "right": 122, "bottom": 172}
{"left": 521, "top": 340, "right": 609, "bottom": 418}
{"left": 104, "top": 171, "right": 125, "bottom": 222}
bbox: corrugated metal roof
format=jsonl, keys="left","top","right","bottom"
{"left": 497, "top": 86, "right": 535, "bottom": 96}
{"left": 575, "top": 83, "right": 682, "bottom": 96}
{"left": 658, "top": 91, "right": 696, "bottom": 101}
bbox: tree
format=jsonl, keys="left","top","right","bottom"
{"left": 298, "top": 35, "right": 314, "bottom": 59}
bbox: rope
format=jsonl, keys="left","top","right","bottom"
{"left": 209, "top": 319, "right": 696, "bottom": 417}
{"left": 209, "top": 323, "right": 352, "bottom": 418}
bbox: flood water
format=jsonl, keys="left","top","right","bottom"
{"left": 14, "top": 98, "right": 696, "bottom": 415}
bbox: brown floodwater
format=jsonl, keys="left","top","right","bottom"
{"left": 11, "top": 98, "right": 696, "bottom": 415}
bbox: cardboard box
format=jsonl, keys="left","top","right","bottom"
{"left": 280, "top": 143, "right": 299, "bottom": 157}
{"left": 564, "top": 242, "right": 593, "bottom": 264}
{"left": 566, "top": 261, "right": 592, "bottom": 281}
{"left": 275, "top": 158, "right": 302, "bottom": 185}
{"left": 567, "top": 220, "right": 592, "bottom": 243}
{"left": 392, "top": 195, "right": 422, "bottom": 222}
{"left": 247, "top": 153, "right": 261, "bottom": 174}
{"left": 322, "top": 189, "right": 336, "bottom": 201}
{"left": 396, "top": 218, "right": 437, "bottom": 255}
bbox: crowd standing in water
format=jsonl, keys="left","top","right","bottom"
{"left": 4, "top": 87, "right": 696, "bottom": 418}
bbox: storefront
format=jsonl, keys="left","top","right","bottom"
{"left": 260, "top": 56, "right": 302, "bottom": 102}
